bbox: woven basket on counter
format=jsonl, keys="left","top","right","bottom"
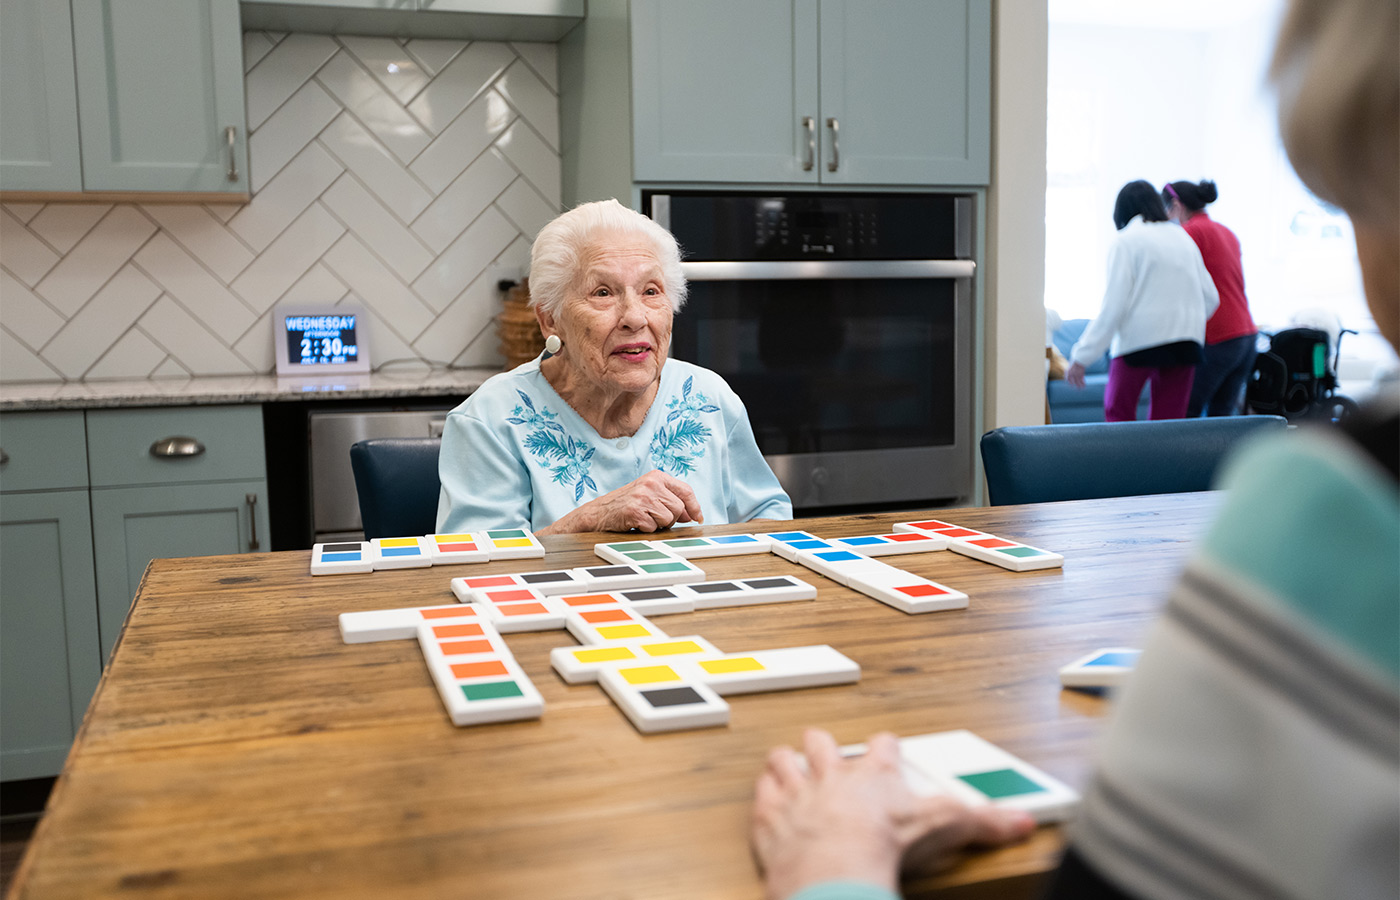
{"left": 496, "top": 278, "right": 545, "bottom": 370}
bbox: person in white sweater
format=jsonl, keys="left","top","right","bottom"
{"left": 1066, "top": 181, "right": 1220, "bottom": 420}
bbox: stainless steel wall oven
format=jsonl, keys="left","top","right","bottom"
{"left": 647, "top": 191, "right": 975, "bottom": 512}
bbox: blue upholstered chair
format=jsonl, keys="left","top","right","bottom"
{"left": 979, "top": 416, "right": 1289, "bottom": 506}
{"left": 349, "top": 437, "right": 442, "bottom": 539}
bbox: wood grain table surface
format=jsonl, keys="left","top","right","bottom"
{"left": 10, "top": 493, "right": 1221, "bottom": 900}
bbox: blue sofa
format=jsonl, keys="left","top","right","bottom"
{"left": 1047, "top": 318, "right": 1149, "bottom": 423}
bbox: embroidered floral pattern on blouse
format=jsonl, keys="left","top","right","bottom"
{"left": 649, "top": 376, "right": 720, "bottom": 476}
{"left": 507, "top": 390, "right": 598, "bottom": 501}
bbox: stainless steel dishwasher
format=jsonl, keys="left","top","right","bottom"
{"left": 308, "top": 408, "right": 450, "bottom": 542}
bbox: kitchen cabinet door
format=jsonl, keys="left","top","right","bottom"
{"left": 627, "top": 0, "right": 990, "bottom": 187}
{"left": 70, "top": 0, "right": 248, "bottom": 194}
{"left": 630, "top": 0, "right": 820, "bottom": 184}
{"left": 0, "top": 491, "right": 102, "bottom": 781}
{"left": 817, "top": 0, "right": 990, "bottom": 185}
{"left": 90, "top": 481, "right": 269, "bottom": 662}
{"left": 0, "top": 0, "right": 84, "bottom": 191}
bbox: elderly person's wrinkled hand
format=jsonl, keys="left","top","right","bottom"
{"left": 538, "top": 469, "right": 702, "bottom": 535}
{"left": 751, "top": 729, "right": 1035, "bottom": 900}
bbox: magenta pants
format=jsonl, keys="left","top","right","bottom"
{"left": 1104, "top": 357, "right": 1196, "bottom": 421}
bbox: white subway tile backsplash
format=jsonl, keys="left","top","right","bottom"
{"left": 412, "top": 148, "right": 515, "bottom": 255}
{"left": 322, "top": 233, "right": 435, "bottom": 340}
{"left": 408, "top": 42, "right": 515, "bottom": 134}
{"left": 0, "top": 34, "right": 559, "bottom": 384}
{"left": 0, "top": 269, "right": 65, "bottom": 350}
{"left": 35, "top": 208, "right": 157, "bottom": 317}
{"left": 0, "top": 328, "right": 61, "bottom": 382}
{"left": 133, "top": 234, "right": 258, "bottom": 338}
{"left": 246, "top": 33, "right": 339, "bottom": 131}
{"left": 41, "top": 266, "right": 162, "bottom": 379}
{"left": 138, "top": 296, "right": 254, "bottom": 377}
{"left": 411, "top": 206, "right": 515, "bottom": 312}
{"left": 86, "top": 329, "right": 167, "bottom": 381}
{"left": 1, "top": 210, "right": 61, "bottom": 287}
{"left": 230, "top": 203, "right": 346, "bottom": 311}
{"left": 248, "top": 79, "right": 342, "bottom": 194}
{"left": 27, "top": 204, "right": 111, "bottom": 255}
{"left": 496, "top": 59, "right": 559, "bottom": 151}
{"left": 339, "top": 35, "right": 431, "bottom": 105}
{"left": 409, "top": 88, "right": 511, "bottom": 195}
{"left": 141, "top": 205, "right": 256, "bottom": 284}
{"left": 317, "top": 50, "right": 432, "bottom": 164}
{"left": 319, "top": 113, "right": 434, "bottom": 222}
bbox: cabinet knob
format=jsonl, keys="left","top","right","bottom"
{"left": 149, "top": 437, "right": 205, "bottom": 458}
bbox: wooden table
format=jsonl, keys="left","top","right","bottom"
{"left": 11, "top": 493, "right": 1220, "bottom": 900}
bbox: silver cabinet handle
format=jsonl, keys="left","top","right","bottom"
{"left": 0, "top": 449, "right": 8, "bottom": 466}
{"left": 826, "top": 117, "right": 840, "bottom": 172}
{"left": 149, "top": 437, "right": 205, "bottom": 458}
{"left": 225, "top": 126, "right": 238, "bottom": 182}
{"left": 245, "top": 493, "right": 260, "bottom": 552}
{"left": 802, "top": 116, "right": 816, "bottom": 171}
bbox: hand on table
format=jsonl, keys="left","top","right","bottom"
{"left": 538, "top": 469, "right": 703, "bottom": 535}
{"left": 1065, "top": 361, "right": 1087, "bottom": 390}
{"left": 751, "top": 729, "right": 1035, "bottom": 900}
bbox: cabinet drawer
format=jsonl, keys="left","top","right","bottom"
{"left": 86, "top": 406, "right": 266, "bottom": 487}
{"left": 0, "top": 411, "right": 89, "bottom": 492}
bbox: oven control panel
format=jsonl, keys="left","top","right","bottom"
{"left": 647, "top": 191, "right": 964, "bottom": 261}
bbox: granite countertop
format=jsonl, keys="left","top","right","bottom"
{"left": 0, "top": 367, "right": 502, "bottom": 411}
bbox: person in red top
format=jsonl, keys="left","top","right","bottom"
{"left": 1163, "top": 180, "right": 1258, "bottom": 416}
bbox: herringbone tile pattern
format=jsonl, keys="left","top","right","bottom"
{"left": 0, "top": 33, "right": 560, "bottom": 383}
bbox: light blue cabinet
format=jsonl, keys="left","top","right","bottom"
{"left": 0, "top": 0, "right": 249, "bottom": 195}
{"left": 627, "top": 0, "right": 990, "bottom": 187}
{"left": 0, "top": 405, "right": 268, "bottom": 780}
{"left": 0, "top": 0, "right": 83, "bottom": 191}
{"left": 0, "top": 412, "right": 101, "bottom": 782}
{"left": 239, "top": 0, "right": 585, "bottom": 41}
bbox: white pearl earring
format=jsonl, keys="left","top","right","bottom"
{"left": 544, "top": 334, "right": 562, "bottom": 355}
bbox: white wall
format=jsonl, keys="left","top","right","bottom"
{"left": 984, "top": 0, "right": 1050, "bottom": 431}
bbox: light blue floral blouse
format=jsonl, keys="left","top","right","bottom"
{"left": 436, "top": 357, "right": 793, "bottom": 533}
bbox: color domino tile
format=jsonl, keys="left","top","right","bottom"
{"left": 1058, "top": 648, "right": 1141, "bottom": 690}
{"left": 339, "top": 518, "right": 1063, "bottom": 731}
{"left": 425, "top": 533, "right": 490, "bottom": 565}
{"left": 889, "top": 730, "right": 1080, "bottom": 823}
{"left": 312, "top": 541, "right": 373, "bottom": 575}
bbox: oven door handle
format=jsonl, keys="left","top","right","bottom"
{"left": 679, "top": 260, "right": 975, "bottom": 280}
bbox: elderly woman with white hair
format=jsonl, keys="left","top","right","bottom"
{"left": 436, "top": 199, "right": 792, "bottom": 535}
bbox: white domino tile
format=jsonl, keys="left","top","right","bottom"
{"left": 690, "top": 645, "right": 860, "bottom": 695}
{"left": 417, "top": 619, "right": 543, "bottom": 726}
{"left": 648, "top": 534, "right": 774, "bottom": 558}
{"left": 565, "top": 605, "right": 670, "bottom": 646}
{"left": 424, "top": 533, "right": 491, "bottom": 565}
{"left": 831, "top": 532, "right": 949, "bottom": 555}
{"left": 792, "top": 548, "right": 895, "bottom": 587}
{"left": 593, "top": 540, "right": 680, "bottom": 566}
{"left": 846, "top": 567, "right": 969, "bottom": 614}
{"left": 1058, "top": 648, "right": 1141, "bottom": 689}
{"left": 948, "top": 536, "right": 1064, "bottom": 572}
{"left": 892, "top": 519, "right": 996, "bottom": 543}
{"left": 478, "top": 597, "right": 568, "bottom": 633}
{"left": 311, "top": 541, "right": 374, "bottom": 575}
{"left": 770, "top": 537, "right": 840, "bottom": 562}
{"left": 676, "top": 576, "right": 817, "bottom": 609}
{"left": 339, "top": 603, "right": 482, "bottom": 643}
{"left": 550, "top": 635, "right": 722, "bottom": 685}
{"left": 611, "top": 586, "right": 697, "bottom": 616}
{"left": 893, "top": 730, "right": 1081, "bottom": 824}
{"left": 480, "top": 528, "right": 546, "bottom": 559}
{"left": 597, "top": 664, "right": 730, "bottom": 733}
{"left": 370, "top": 536, "right": 433, "bottom": 569}
{"left": 574, "top": 560, "right": 706, "bottom": 591}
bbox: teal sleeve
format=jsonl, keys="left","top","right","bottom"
{"left": 1203, "top": 428, "right": 1400, "bottom": 682}
{"left": 720, "top": 384, "right": 793, "bottom": 522}
{"left": 787, "top": 881, "right": 901, "bottom": 900}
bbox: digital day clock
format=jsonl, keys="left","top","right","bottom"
{"left": 273, "top": 304, "right": 371, "bottom": 376}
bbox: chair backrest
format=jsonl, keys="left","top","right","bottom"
{"left": 979, "top": 416, "right": 1289, "bottom": 506}
{"left": 349, "top": 437, "right": 442, "bottom": 539}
